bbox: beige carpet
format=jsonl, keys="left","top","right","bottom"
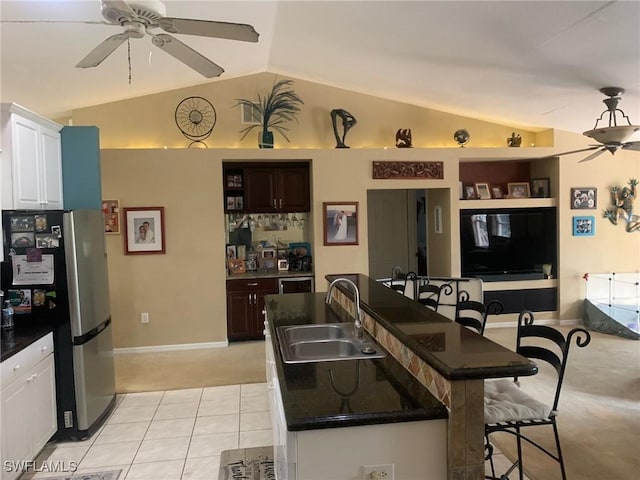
{"left": 485, "top": 326, "right": 640, "bottom": 480}
{"left": 114, "top": 340, "right": 266, "bottom": 393}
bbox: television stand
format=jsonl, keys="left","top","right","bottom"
{"left": 473, "top": 272, "right": 545, "bottom": 282}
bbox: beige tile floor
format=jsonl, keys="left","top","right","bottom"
{"left": 22, "top": 383, "right": 271, "bottom": 480}
{"left": 20, "top": 383, "right": 528, "bottom": 480}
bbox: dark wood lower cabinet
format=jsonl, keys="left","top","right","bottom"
{"left": 226, "top": 278, "right": 278, "bottom": 341}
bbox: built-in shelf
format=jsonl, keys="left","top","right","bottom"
{"left": 482, "top": 278, "right": 558, "bottom": 291}
{"left": 459, "top": 198, "right": 556, "bottom": 209}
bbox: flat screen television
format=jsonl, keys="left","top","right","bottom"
{"left": 460, "top": 207, "right": 557, "bottom": 281}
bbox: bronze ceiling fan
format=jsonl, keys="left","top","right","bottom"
{"left": 542, "top": 87, "right": 640, "bottom": 162}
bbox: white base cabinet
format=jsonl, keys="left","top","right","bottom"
{"left": 1, "top": 333, "right": 57, "bottom": 480}
{"left": 1, "top": 103, "right": 63, "bottom": 211}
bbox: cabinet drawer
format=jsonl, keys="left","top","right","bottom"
{"left": 227, "top": 278, "right": 278, "bottom": 292}
{"left": 1, "top": 332, "right": 54, "bottom": 388}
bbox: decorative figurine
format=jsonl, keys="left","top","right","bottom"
{"left": 453, "top": 129, "right": 470, "bottom": 147}
{"left": 330, "top": 109, "right": 357, "bottom": 148}
{"left": 508, "top": 132, "right": 522, "bottom": 147}
{"left": 603, "top": 179, "right": 639, "bottom": 232}
{"left": 395, "top": 128, "right": 412, "bottom": 148}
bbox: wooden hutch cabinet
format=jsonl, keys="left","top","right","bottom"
{"left": 223, "top": 162, "right": 310, "bottom": 213}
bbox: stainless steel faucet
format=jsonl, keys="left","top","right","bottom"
{"left": 326, "top": 278, "right": 363, "bottom": 339}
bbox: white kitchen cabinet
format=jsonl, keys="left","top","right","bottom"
{"left": 1, "top": 103, "right": 63, "bottom": 210}
{"left": 1, "top": 333, "right": 57, "bottom": 480}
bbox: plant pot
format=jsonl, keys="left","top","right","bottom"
{"left": 259, "top": 130, "right": 274, "bottom": 149}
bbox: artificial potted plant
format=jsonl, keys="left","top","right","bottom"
{"left": 235, "top": 79, "right": 304, "bottom": 148}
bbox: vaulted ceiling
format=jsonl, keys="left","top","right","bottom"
{"left": 2, "top": 0, "right": 639, "bottom": 138}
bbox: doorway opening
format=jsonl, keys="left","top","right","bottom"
{"left": 367, "top": 188, "right": 452, "bottom": 280}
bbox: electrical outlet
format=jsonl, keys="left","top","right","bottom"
{"left": 362, "top": 464, "right": 394, "bottom": 480}
{"left": 141, "top": 312, "right": 149, "bottom": 324}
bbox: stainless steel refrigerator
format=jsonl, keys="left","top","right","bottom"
{"left": 1, "top": 209, "right": 116, "bottom": 440}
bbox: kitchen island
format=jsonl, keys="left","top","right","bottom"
{"left": 264, "top": 274, "right": 537, "bottom": 480}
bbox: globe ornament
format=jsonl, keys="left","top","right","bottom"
{"left": 454, "top": 129, "right": 470, "bottom": 147}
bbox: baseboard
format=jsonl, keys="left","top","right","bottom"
{"left": 114, "top": 340, "right": 229, "bottom": 354}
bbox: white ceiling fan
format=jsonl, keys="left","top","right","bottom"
{"left": 50, "top": 0, "right": 259, "bottom": 78}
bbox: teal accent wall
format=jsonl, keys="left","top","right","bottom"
{"left": 61, "top": 126, "right": 102, "bottom": 209}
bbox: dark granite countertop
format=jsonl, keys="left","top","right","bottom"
{"left": 1, "top": 324, "right": 53, "bottom": 362}
{"left": 227, "top": 270, "right": 314, "bottom": 281}
{"left": 264, "top": 293, "right": 448, "bottom": 432}
{"left": 326, "top": 274, "right": 537, "bottom": 381}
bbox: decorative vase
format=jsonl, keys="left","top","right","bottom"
{"left": 259, "top": 130, "right": 274, "bottom": 149}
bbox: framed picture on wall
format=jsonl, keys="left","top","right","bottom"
{"left": 123, "top": 207, "right": 165, "bottom": 255}
{"left": 573, "top": 216, "right": 595, "bottom": 236}
{"left": 323, "top": 202, "right": 359, "bottom": 246}
{"left": 571, "top": 187, "right": 597, "bottom": 209}
{"left": 102, "top": 199, "right": 120, "bottom": 234}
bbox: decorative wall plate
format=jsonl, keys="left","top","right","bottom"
{"left": 175, "top": 96, "right": 217, "bottom": 147}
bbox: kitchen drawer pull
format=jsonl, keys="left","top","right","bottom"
{"left": 13, "top": 364, "right": 21, "bottom": 371}
{"left": 41, "top": 346, "right": 48, "bottom": 352}
{"left": 273, "top": 198, "right": 277, "bottom": 208}
{"left": 279, "top": 199, "right": 282, "bottom": 209}
{"left": 247, "top": 282, "right": 258, "bottom": 286}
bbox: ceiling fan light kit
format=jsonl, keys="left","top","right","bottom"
{"left": 578, "top": 87, "right": 640, "bottom": 161}
{"left": 76, "top": 0, "right": 259, "bottom": 78}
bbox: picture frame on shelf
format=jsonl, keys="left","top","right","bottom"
{"left": 226, "top": 174, "right": 242, "bottom": 188}
{"left": 530, "top": 178, "right": 550, "bottom": 198}
{"left": 491, "top": 186, "right": 504, "bottom": 199}
{"left": 226, "top": 196, "right": 236, "bottom": 210}
{"left": 245, "top": 259, "right": 257, "bottom": 271}
{"left": 573, "top": 216, "right": 595, "bottom": 236}
{"left": 262, "top": 248, "right": 276, "bottom": 258}
{"left": 277, "top": 259, "right": 289, "bottom": 271}
{"left": 475, "top": 183, "right": 491, "bottom": 200}
{"left": 507, "top": 182, "right": 530, "bottom": 199}
{"left": 226, "top": 244, "right": 237, "bottom": 260}
{"left": 463, "top": 184, "right": 477, "bottom": 200}
{"left": 323, "top": 202, "right": 359, "bottom": 246}
{"left": 123, "top": 207, "right": 165, "bottom": 255}
{"left": 102, "top": 199, "right": 120, "bottom": 234}
{"left": 571, "top": 187, "right": 597, "bottom": 209}
{"left": 289, "top": 242, "right": 312, "bottom": 257}
{"left": 228, "top": 258, "right": 246, "bottom": 274}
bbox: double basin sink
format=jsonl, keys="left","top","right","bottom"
{"left": 276, "top": 323, "right": 386, "bottom": 364}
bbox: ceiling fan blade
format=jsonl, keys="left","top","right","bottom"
{"left": 622, "top": 141, "right": 640, "bottom": 151}
{"left": 151, "top": 34, "right": 224, "bottom": 78}
{"left": 102, "top": 0, "right": 136, "bottom": 16}
{"left": 158, "top": 18, "right": 259, "bottom": 42}
{"left": 2, "top": 20, "right": 110, "bottom": 25}
{"left": 76, "top": 33, "right": 130, "bottom": 68}
{"left": 578, "top": 148, "right": 607, "bottom": 163}
{"left": 536, "top": 146, "right": 601, "bottom": 160}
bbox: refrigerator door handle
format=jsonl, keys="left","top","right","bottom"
{"left": 73, "top": 317, "right": 112, "bottom": 346}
